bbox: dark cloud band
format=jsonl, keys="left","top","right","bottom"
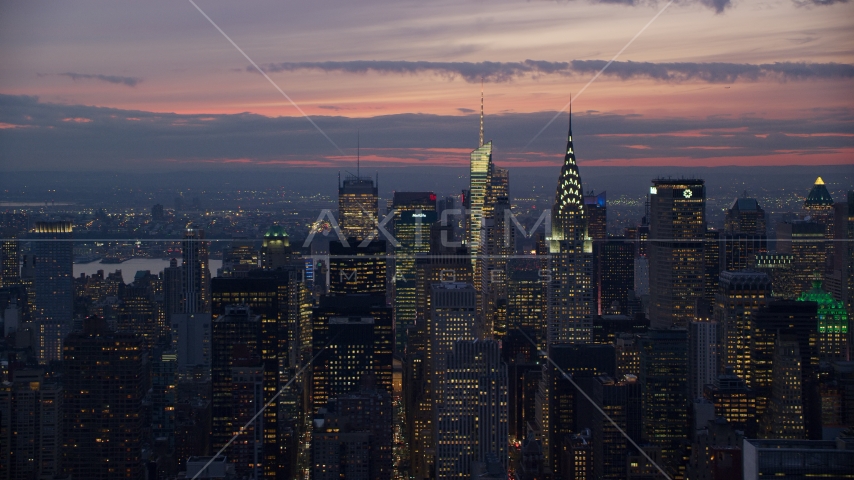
{"left": 57, "top": 72, "right": 141, "bottom": 87}
{"left": 1, "top": 94, "right": 852, "bottom": 171}
{"left": 254, "top": 60, "right": 854, "bottom": 84}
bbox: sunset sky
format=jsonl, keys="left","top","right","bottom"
{"left": 1, "top": 0, "right": 853, "bottom": 170}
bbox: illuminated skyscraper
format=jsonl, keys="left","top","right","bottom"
{"left": 469, "top": 87, "right": 493, "bottom": 263}
{"left": 32, "top": 221, "right": 73, "bottom": 363}
{"left": 796, "top": 278, "right": 849, "bottom": 362}
{"left": 803, "top": 176, "right": 835, "bottom": 238}
{"left": 181, "top": 226, "right": 210, "bottom": 314}
{"left": 704, "top": 369, "right": 757, "bottom": 437}
{"left": 0, "top": 227, "right": 20, "bottom": 287}
{"left": 429, "top": 283, "right": 477, "bottom": 424}
{"left": 750, "top": 300, "right": 819, "bottom": 432}
{"left": 260, "top": 225, "right": 291, "bottom": 270}
{"left": 507, "top": 260, "right": 547, "bottom": 349}
{"left": 547, "top": 110, "right": 594, "bottom": 345}
{"left": 62, "top": 316, "right": 144, "bottom": 480}
{"left": 648, "top": 179, "right": 706, "bottom": 328}
{"left": 726, "top": 194, "right": 766, "bottom": 235}
{"left": 754, "top": 252, "right": 798, "bottom": 299}
{"left": 584, "top": 191, "right": 607, "bottom": 242}
{"left": 716, "top": 270, "right": 772, "bottom": 384}
{"left": 338, "top": 173, "right": 379, "bottom": 242}
{"left": 776, "top": 220, "right": 827, "bottom": 293}
{"left": 407, "top": 247, "right": 473, "bottom": 476}
{"left": 392, "top": 191, "right": 437, "bottom": 350}
{"left": 229, "top": 351, "right": 264, "bottom": 479}
{"left": 435, "top": 339, "right": 508, "bottom": 479}
{"left": 723, "top": 194, "right": 768, "bottom": 272}
{"left": 704, "top": 228, "right": 721, "bottom": 311}
{"left": 480, "top": 196, "right": 514, "bottom": 335}
{"left": 211, "top": 306, "right": 261, "bottom": 454}
{"left": 209, "top": 304, "right": 286, "bottom": 478}
{"left": 328, "top": 239, "right": 387, "bottom": 295}
{"left": 211, "top": 271, "right": 303, "bottom": 477}
{"left": 760, "top": 335, "right": 806, "bottom": 439}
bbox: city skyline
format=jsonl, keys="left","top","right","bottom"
{"left": 0, "top": 2, "right": 853, "bottom": 480}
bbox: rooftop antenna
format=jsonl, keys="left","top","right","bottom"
{"left": 569, "top": 93, "right": 572, "bottom": 135}
{"left": 357, "top": 130, "right": 360, "bottom": 177}
{"left": 479, "top": 77, "right": 484, "bottom": 147}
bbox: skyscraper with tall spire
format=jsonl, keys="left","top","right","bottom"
{"left": 547, "top": 107, "right": 594, "bottom": 345}
{"left": 468, "top": 84, "right": 493, "bottom": 264}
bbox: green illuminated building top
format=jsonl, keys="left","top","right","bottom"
{"left": 797, "top": 279, "right": 848, "bottom": 334}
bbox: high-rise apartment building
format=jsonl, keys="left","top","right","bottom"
{"left": 62, "top": 316, "right": 144, "bottom": 479}
{"left": 32, "top": 221, "right": 73, "bottom": 364}
{"left": 648, "top": 179, "right": 706, "bottom": 328}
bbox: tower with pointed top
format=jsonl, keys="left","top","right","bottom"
{"left": 469, "top": 86, "right": 494, "bottom": 310}
{"left": 547, "top": 106, "right": 594, "bottom": 346}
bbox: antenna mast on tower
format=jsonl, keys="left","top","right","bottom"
{"left": 479, "top": 77, "right": 484, "bottom": 147}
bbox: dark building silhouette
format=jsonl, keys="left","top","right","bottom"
{"left": 32, "top": 221, "right": 74, "bottom": 363}
{"left": 62, "top": 316, "right": 144, "bottom": 479}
